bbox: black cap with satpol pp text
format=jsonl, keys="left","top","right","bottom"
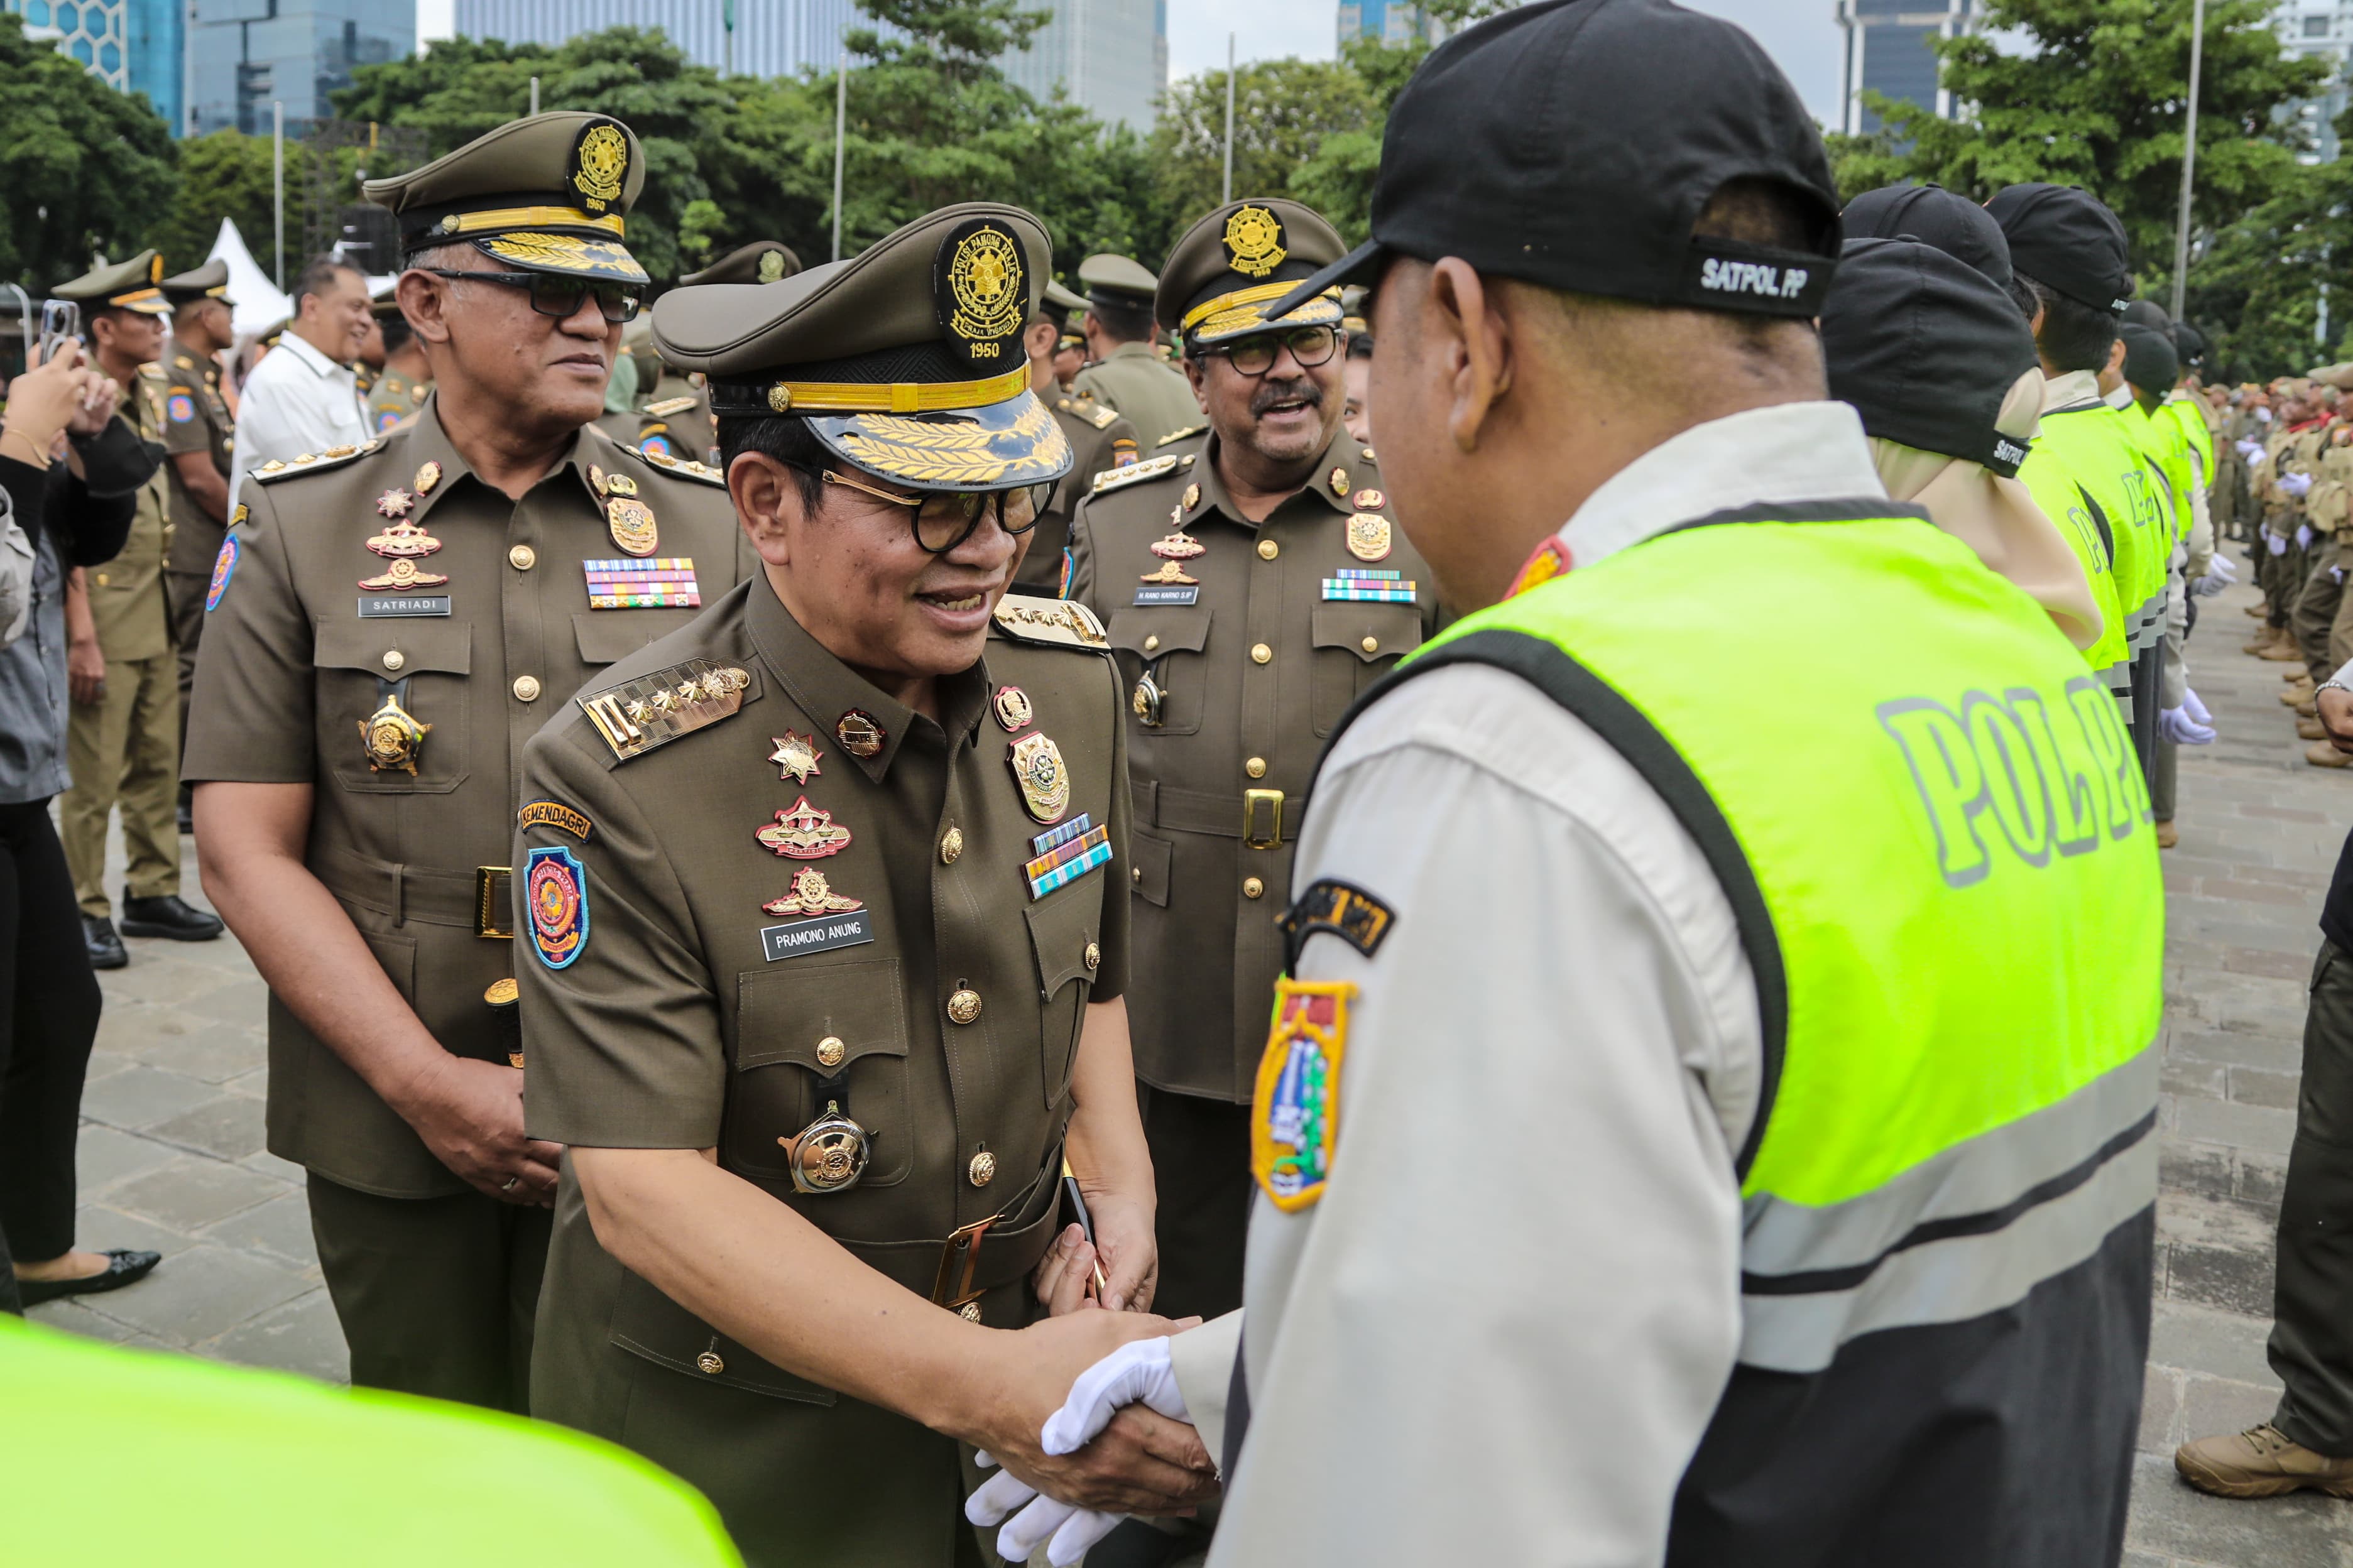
{"left": 1821, "top": 238, "right": 2041, "bottom": 479}
{"left": 1262, "top": 0, "right": 1840, "bottom": 324}
{"left": 1842, "top": 183, "right": 2012, "bottom": 291}
{"left": 1986, "top": 183, "right": 2132, "bottom": 317}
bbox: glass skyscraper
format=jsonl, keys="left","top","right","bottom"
{"left": 185, "top": 0, "right": 415, "bottom": 134}
{"left": 1835, "top": 0, "right": 1974, "bottom": 136}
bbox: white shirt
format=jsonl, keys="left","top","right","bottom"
{"left": 227, "top": 329, "right": 366, "bottom": 511}
{"left": 1196, "top": 403, "right": 1889, "bottom": 1567}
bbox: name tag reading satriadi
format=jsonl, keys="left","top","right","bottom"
{"left": 358, "top": 595, "right": 452, "bottom": 618}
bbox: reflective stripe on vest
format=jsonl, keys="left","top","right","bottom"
{"left": 1314, "top": 499, "right": 2163, "bottom": 1560}
{"left": 2014, "top": 447, "right": 2132, "bottom": 685}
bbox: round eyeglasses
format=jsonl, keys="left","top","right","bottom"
{"left": 1193, "top": 324, "right": 1340, "bottom": 377}
{"left": 818, "top": 469, "right": 1059, "bottom": 556}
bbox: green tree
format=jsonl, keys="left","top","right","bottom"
{"left": 1149, "top": 59, "right": 1377, "bottom": 239}
{"left": 0, "top": 11, "right": 177, "bottom": 293}
{"left": 144, "top": 131, "right": 278, "bottom": 274}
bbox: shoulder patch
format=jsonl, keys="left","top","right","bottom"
{"left": 1280, "top": 879, "right": 1396, "bottom": 974}
{"left": 249, "top": 441, "right": 380, "bottom": 485}
{"left": 173, "top": 354, "right": 195, "bottom": 370}
{"left": 992, "top": 593, "right": 1110, "bottom": 650}
{"left": 1155, "top": 423, "right": 1204, "bottom": 448}
{"left": 1091, "top": 453, "right": 1179, "bottom": 495}
{"left": 1087, "top": 403, "right": 1118, "bottom": 429}
{"left": 640, "top": 449, "right": 728, "bottom": 487}
{"left": 645, "top": 395, "right": 700, "bottom": 417}
{"left": 135, "top": 362, "right": 168, "bottom": 384}
{"left": 526, "top": 846, "right": 590, "bottom": 969}
{"left": 204, "top": 535, "right": 239, "bottom": 612}
{"left": 519, "top": 798, "right": 594, "bottom": 840}
{"left": 1252, "top": 979, "right": 1357, "bottom": 1212}
{"left": 576, "top": 658, "right": 753, "bottom": 762}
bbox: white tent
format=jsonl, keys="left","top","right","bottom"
{"left": 205, "top": 218, "right": 292, "bottom": 335}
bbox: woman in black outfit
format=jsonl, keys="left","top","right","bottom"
{"left": 0, "top": 341, "right": 165, "bottom": 1312}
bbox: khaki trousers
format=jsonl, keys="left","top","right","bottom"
{"left": 60, "top": 650, "right": 180, "bottom": 918}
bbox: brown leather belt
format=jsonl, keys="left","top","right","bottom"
{"left": 834, "top": 1155, "right": 1064, "bottom": 1315}
{"left": 314, "top": 844, "right": 513, "bottom": 937}
{"left": 1142, "top": 779, "right": 1308, "bottom": 848}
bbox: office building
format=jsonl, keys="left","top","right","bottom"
{"left": 1336, "top": 1, "right": 1453, "bottom": 49}
{"left": 1835, "top": 0, "right": 1974, "bottom": 136}
{"left": 997, "top": 0, "right": 1163, "bottom": 132}
{"left": 184, "top": 0, "right": 415, "bottom": 134}
{"left": 2278, "top": 1, "right": 2353, "bottom": 162}
{"left": 456, "top": 0, "right": 860, "bottom": 81}
{"left": 6, "top": 0, "right": 130, "bottom": 89}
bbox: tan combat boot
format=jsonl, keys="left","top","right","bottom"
{"left": 2264, "top": 635, "right": 2307, "bottom": 662}
{"left": 2154, "top": 821, "right": 2180, "bottom": 849}
{"left": 2286, "top": 666, "right": 2315, "bottom": 682}
{"left": 2301, "top": 719, "right": 2327, "bottom": 741}
{"left": 2284, "top": 685, "right": 2316, "bottom": 705}
{"left": 2247, "top": 625, "right": 2285, "bottom": 655}
{"left": 2308, "top": 741, "right": 2352, "bottom": 769}
{"left": 2176, "top": 1424, "right": 2353, "bottom": 1498}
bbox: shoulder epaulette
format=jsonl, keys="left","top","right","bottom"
{"left": 645, "top": 395, "right": 699, "bottom": 417}
{"left": 173, "top": 354, "right": 195, "bottom": 371}
{"left": 1091, "top": 453, "right": 1179, "bottom": 495}
{"left": 1360, "top": 445, "right": 1377, "bottom": 464}
{"left": 1086, "top": 403, "right": 1118, "bottom": 429}
{"left": 577, "top": 659, "right": 753, "bottom": 762}
{"left": 1155, "top": 424, "right": 1203, "bottom": 448}
{"left": 248, "top": 438, "right": 381, "bottom": 484}
{"left": 640, "top": 449, "right": 727, "bottom": 487}
{"left": 992, "top": 594, "right": 1110, "bottom": 651}
{"left": 136, "top": 362, "right": 168, "bottom": 384}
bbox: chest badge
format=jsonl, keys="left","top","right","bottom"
{"left": 1007, "top": 731, "right": 1072, "bottom": 823}
{"left": 762, "top": 866, "right": 865, "bottom": 917}
{"left": 361, "top": 518, "right": 449, "bottom": 591}
{"left": 836, "top": 709, "right": 886, "bottom": 759}
{"left": 1353, "top": 488, "right": 1385, "bottom": 511}
{"left": 375, "top": 488, "right": 413, "bottom": 518}
{"left": 779, "top": 1101, "right": 870, "bottom": 1194}
{"left": 769, "top": 730, "right": 823, "bottom": 785}
{"left": 358, "top": 692, "right": 431, "bottom": 775}
{"left": 413, "top": 460, "right": 442, "bottom": 496}
{"left": 1140, "top": 559, "right": 1199, "bottom": 587}
{"left": 1150, "top": 525, "right": 1206, "bottom": 561}
{"left": 606, "top": 495, "right": 660, "bottom": 558}
{"left": 1329, "top": 467, "right": 1349, "bottom": 497}
{"left": 992, "top": 684, "right": 1034, "bottom": 732}
{"left": 757, "top": 796, "right": 853, "bottom": 859}
{"left": 1346, "top": 511, "right": 1394, "bottom": 564}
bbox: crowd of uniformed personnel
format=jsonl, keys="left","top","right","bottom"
{"left": 9, "top": 0, "right": 2353, "bottom": 1559}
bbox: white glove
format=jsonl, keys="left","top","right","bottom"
{"left": 2238, "top": 438, "right": 2267, "bottom": 460}
{"left": 2297, "top": 518, "right": 2317, "bottom": 544}
{"left": 2259, "top": 406, "right": 2275, "bottom": 423}
{"left": 2335, "top": 565, "right": 2346, "bottom": 585}
{"left": 964, "top": 1337, "right": 1192, "bottom": 1568}
{"left": 2192, "top": 555, "right": 2239, "bottom": 596}
{"left": 2282, "top": 475, "right": 2314, "bottom": 502}
{"left": 2271, "top": 533, "right": 2290, "bottom": 555}
{"left": 2184, "top": 688, "right": 2213, "bottom": 727}
{"left": 2159, "top": 699, "right": 2217, "bottom": 746}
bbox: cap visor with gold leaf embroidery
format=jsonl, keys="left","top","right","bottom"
{"left": 658, "top": 202, "right": 1074, "bottom": 494}
{"left": 363, "top": 112, "right": 649, "bottom": 285}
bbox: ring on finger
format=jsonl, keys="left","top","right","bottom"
{"left": 501, "top": 1175, "right": 520, "bottom": 1193}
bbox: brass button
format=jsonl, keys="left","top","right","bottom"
{"left": 1084, "top": 942, "right": 1101, "bottom": 971}
{"left": 512, "top": 675, "right": 542, "bottom": 702}
{"left": 696, "top": 1349, "right": 725, "bottom": 1375}
{"left": 1362, "top": 636, "right": 1380, "bottom": 654}
{"left": 381, "top": 650, "right": 405, "bottom": 672}
{"left": 940, "top": 827, "right": 963, "bottom": 864}
{"left": 968, "top": 1150, "right": 998, "bottom": 1187}
{"left": 1257, "top": 538, "right": 1279, "bottom": 560}
{"left": 508, "top": 544, "right": 537, "bottom": 570}
{"left": 1132, "top": 866, "right": 1143, "bottom": 885}
{"left": 1243, "top": 877, "right": 1265, "bottom": 900}
{"left": 958, "top": 1301, "right": 984, "bottom": 1322}
{"left": 947, "top": 988, "right": 982, "bottom": 1025}
{"left": 93, "top": 572, "right": 109, "bottom": 586}
{"left": 1250, "top": 643, "right": 1273, "bottom": 665}
{"left": 1245, "top": 756, "right": 1267, "bottom": 779}
{"left": 815, "top": 1035, "right": 846, "bottom": 1069}
{"left": 1144, "top": 634, "right": 1160, "bottom": 653}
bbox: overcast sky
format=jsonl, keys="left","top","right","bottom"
{"left": 416, "top": 0, "right": 1845, "bottom": 126}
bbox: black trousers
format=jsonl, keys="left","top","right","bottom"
{"left": 307, "top": 1172, "right": 552, "bottom": 1412}
{"left": 1137, "top": 1084, "right": 1253, "bottom": 1323}
{"left": 2270, "top": 937, "right": 2353, "bottom": 1454}
{"left": 0, "top": 798, "right": 103, "bottom": 1298}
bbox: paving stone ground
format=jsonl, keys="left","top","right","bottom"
{"left": 27, "top": 577, "right": 2353, "bottom": 1560}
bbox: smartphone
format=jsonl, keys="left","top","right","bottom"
{"left": 38, "top": 300, "right": 80, "bottom": 368}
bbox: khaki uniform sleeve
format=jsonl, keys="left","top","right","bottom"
{"left": 160, "top": 371, "right": 212, "bottom": 457}
{"left": 1066, "top": 498, "right": 1101, "bottom": 607}
{"left": 516, "top": 726, "right": 727, "bottom": 1150}
{"left": 1093, "top": 647, "right": 1132, "bottom": 1001}
{"left": 182, "top": 484, "right": 316, "bottom": 783}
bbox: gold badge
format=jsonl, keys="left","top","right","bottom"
{"left": 358, "top": 693, "right": 431, "bottom": 775}
{"left": 769, "top": 730, "right": 823, "bottom": 785}
{"left": 762, "top": 866, "right": 865, "bottom": 917}
{"left": 1223, "top": 204, "right": 1287, "bottom": 280}
{"left": 571, "top": 119, "right": 630, "bottom": 215}
{"left": 1008, "top": 731, "right": 1071, "bottom": 823}
{"left": 778, "top": 1100, "right": 870, "bottom": 1194}
{"left": 606, "top": 474, "right": 639, "bottom": 496}
{"left": 1132, "top": 671, "right": 1164, "bottom": 726}
{"left": 375, "top": 488, "right": 413, "bottom": 518}
{"left": 1150, "top": 526, "right": 1206, "bottom": 560}
{"left": 484, "top": 977, "right": 519, "bottom": 1007}
{"left": 1140, "top": 559, "right": 1198, "bottom": 586}
{"left": 836, "top": 709, "right": 886, "bottom": 759}
{"left": 413, "top": 460, "right": 442, "bottom": 495}
{"left": 587, "top": 463, "right": 608, "bottom": 497}
{"left": 1347, "top": 512, "right": 1394, "bottom": 564}
{"left": 1182, "top": 483, "right": 1201, "bottom": 511}
{"left": 359, "top": 557, "right": 450, "bottom": 592}
{"left": 758, "top": 249, "right": 787, "bottom": 283}
{"left": 606, "top": 495, "right": 658, "bottom": 557}
{"left": 757, "top": 796, "right": 853, "bottom": 860}
{"left": 359, "top": 516, "right": 449, "bottom": 591}
{"left": 937, "top": 218, "right": 1026, "bottom": 369}
{"left": 1329, "top": 467, "right": 1349, "bottom": 497}
{"left": 993, "top": 684, "right": 1034, "bottom": 732}
{"left": 1354, "top": 488, "right": 1385, "bottom": 510}
{"left": 947, "top": 989, "right": 983, "bottom": 1025}
{"left": 579, "top": 660, "right": 750, "bottom": 763}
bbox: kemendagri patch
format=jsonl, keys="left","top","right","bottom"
{"left": 204, "top": 536, "right": 239, "bottom": 612}
{"left": 527, "top": 846, "right": 589, "bottom": 969}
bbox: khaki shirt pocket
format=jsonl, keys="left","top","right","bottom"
{"left": 1110, "top": 607, "right": 1213, "bottom": 736}
{"left": 1128, "top": 829, "right": 1172, "bottom": 910}
{"left": 609, "top": 1267, "right": 839, "bottom": 1405}
{"left": 573, "top": 610, "right": 700, "bottom": 668}
{"left": 728, "top": 958, "right": 913, "bottom": 1189}
{"left": 317, "top": 618, "right": 472, "bottom": 795}
{"left": 1311, "top": 603, "right": 1424, "bottom": 736}
{"left": 1025, "top": 882, "right": 1103, "bottom": 1108}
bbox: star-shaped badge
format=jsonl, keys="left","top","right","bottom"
{"left": 770, "top": 730, "right": 824, "bottom": 785}
{"left": 376, "top": 488, "right": 414, "bottom": 518}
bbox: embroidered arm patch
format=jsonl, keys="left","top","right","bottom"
{"left": 1279, "top": 879, "right": 1396, "bottom": 975}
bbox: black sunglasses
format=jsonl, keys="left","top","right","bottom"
{"left": 422, "top": 268, "right": 642, "bottom": 324}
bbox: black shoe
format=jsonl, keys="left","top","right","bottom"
{"left": 83, "top": 915, "right": 127, "bottom": 970}
{"left": 118, "top": 893, "right": 224, "bottom": 942}
{"left": 16, "top": 1250, "right": 162, "bottom": 1306}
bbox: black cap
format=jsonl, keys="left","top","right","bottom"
{"left": 1821, "top": 238, "right": 2040, "bottom": 478}
{"left": 2119, "top": 323, "right": 2180, "bottom": 395}
{"left": 1841, "top": 183, "right": 2011, "bottom": 291}
{"left": 1987, "top": 183, "right": 2131, "bottom": 316}
{"left": 2173, "top": 320, "right": 2208, "bottom": 366}
{"left": 2119, "top": 299, "right": 2170, "bottom": 331}
{"left": 1264, "top": 0, "right": 1840, "bottom": 324}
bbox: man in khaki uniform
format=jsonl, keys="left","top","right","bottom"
{"left": 518, "top": 202, "right": 1210, "bottom": 1565}
{"left": 157, "top": 259, "right": 240, "bottom": 833}
{"left": 2252, "top": 384, "right": 2328, "bottom": 663}
{"left": 187, "top": 113, "right": 753, "bottom": 1410}
{"left": 1065, "top": 198, "right": 1443, "bottom": 1325}
{"left": 1019, "top": 277, "right": 1138, "bottom": 594}
{"left": 55, "top": 253, "right": 225, "bottom": 968}
{"left": 364, "top": 290, "right": 432, "bottom": 435}
{"left": 1071, "top": 253, "right": 1199, "bottom": 450}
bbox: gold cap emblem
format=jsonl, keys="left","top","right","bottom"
{"left": 1223, "top": 204, "right": 1287, "bottom": 280}
{"left": 938, "top": 219, "right": 1027, "bottom": 370}
{"left": 758, "top": 249, "right": 786, "bottom": 283}
{"left": 571, "top": 119, "right": 630, "bottom": 214}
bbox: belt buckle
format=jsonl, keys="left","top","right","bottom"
{"left": 1244, "top": 788, "right": 1285, "bottom": 850}
{"left": 932, "top": 1214, "right": 997, "bottom": 1319}
{"left": 476, "top": 866, "right": 514, "bottom": 939}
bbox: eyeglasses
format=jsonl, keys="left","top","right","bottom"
{"left": 1193, "top": 324, "right": 1340, "bottom": 377}
{"left": 421, "top": 268, "right": 642, "bottom": 323}
{"left": 818, "top": 468, "right": 1058, "bottom": 555}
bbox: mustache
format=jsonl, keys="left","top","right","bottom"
{"left": 1251, "top": 378, "right": 1322, "bottom": 416}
